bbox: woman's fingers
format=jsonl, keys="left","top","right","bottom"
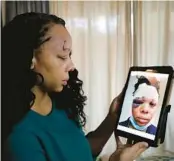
{"left": 129, "top": 142, "right": 148, "bottom": 158}
{"left": 134, "top": 142, "right": 149, "bottom": 158}
{"left": 110, "top": 140, "right": 148, "bottom": 161}
{"left": 115, "top": 136, "right": 123, "bottom": 147}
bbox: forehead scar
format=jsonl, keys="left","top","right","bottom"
{"left": 63, "top": 40, "right": 71, "bottom": 51}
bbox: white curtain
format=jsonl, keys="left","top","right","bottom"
{"left": 133, "top": 1, "right": 174, "bottom": 157}
{"left": 133, "top": 1, "right": 174, "bottom": 67}
{"left": 49, "top": 1, "right": 174, "bottom": 160}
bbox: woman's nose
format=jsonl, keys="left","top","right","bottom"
{"left": 67, "top": 60, "right": 75, "bottom": 72}
{"left": 140, "top": 103, "right": 149, "bottom": 113}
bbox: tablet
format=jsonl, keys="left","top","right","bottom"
{"left": 116, "top": 66, "right": 173, "bottom": 147}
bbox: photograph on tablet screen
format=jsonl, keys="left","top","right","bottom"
{"left": 117, "top": 71, "right": 169, "bottom": 140}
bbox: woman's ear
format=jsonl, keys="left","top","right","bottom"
{"left": 30, "top": 57, "right": 36, "bottom": 70}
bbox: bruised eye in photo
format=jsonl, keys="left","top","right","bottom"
{"left": 132, "top": 98, "right": 144, "bottom": 108}
{"left": 133, "top": 99, "right": 144, "bottom": 105}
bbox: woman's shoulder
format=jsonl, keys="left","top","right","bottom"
{"left": 7, "top": 117, "right": 41, "bottom": 151}
{"left": 4, "top": 128, "right": 46, "bottom": 161}
{"left": 7, "top": 128, "right": 39, "bottom": 146}
{"left": 6, "top": 111, "right": 43, "bottom": 148}
{"left": 12, "top": 111, "right": 40, "bottom": 132}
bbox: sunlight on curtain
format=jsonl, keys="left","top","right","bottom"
{"left": 133, "top": 1, "right": 174, "bottom": 67}
{"left": 133, "top": 1, "right": 174, "bottom": 157}
{"left": 49, "top": 1, "right": 132, "bottom": 159}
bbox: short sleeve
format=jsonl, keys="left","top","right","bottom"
{"left": 4, "top": 131, "right": 47, "bottom": 161}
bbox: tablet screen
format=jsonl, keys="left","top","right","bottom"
{"left": 117, "top": 71, "right": 169, "bottom": 140}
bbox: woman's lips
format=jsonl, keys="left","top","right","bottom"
{"left": 137, "top": 117, "right": 149, "bottom": 124}
{"left": 62, "top": 80, "right": 68, "bottom": 85}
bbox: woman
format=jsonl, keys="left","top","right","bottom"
{"left": 119, "top": 76, "right": 160, "bottom": 135}
{"left": 2, "top": 12, "right": 148, "bottom": 161}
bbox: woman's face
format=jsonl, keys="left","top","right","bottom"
{"left": 32, "top": 24, "right": 74, "bottom": 92}
{"left": 132, "top": 83, "right": 159, "bottom": 126}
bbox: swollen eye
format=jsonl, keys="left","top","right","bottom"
{"left": 133, "top": 99, "right": 143, "bottom": 105}
{"left": 132, "top": 104, "right": 139, "bottom": 108}
{"left": 132, "top": 99, "right": 143, "bottom": 108}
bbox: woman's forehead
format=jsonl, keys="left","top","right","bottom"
{"left": 44, "top": 24, "right": 72, "bottom": 51}
{"left": 133, "top": 83, "right": 159, "bottom": 102}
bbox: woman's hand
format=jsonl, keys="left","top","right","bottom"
{"left": 109, "top": 136, "right": 148, "bottom": 161}
{"left": 108, "top": 90, "right": 124, "bottom": 116}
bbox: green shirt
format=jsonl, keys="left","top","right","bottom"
{"left": 5, "top": 102, "right": 94, "bottom": 161}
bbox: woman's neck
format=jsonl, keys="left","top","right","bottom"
{"left": 31, "top": 85, "right": 52, "bottom": 116}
